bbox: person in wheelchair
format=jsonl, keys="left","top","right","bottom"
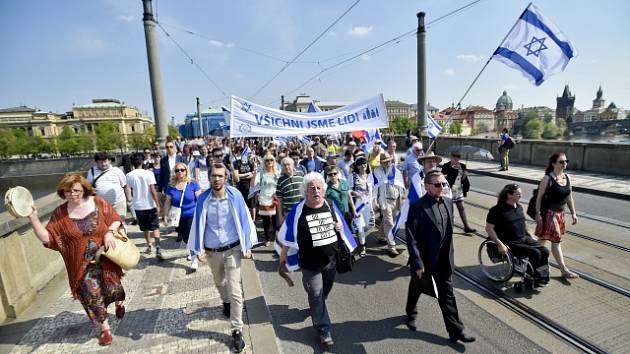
{"left": 485, "top": 184, "right": 550, "bottom": 287}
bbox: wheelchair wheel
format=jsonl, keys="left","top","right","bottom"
{"left": 478, "top": 239, "right": 514, "bottom": 282}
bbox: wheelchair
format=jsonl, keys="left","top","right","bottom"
{"left": 478, "top": 239, "right": 535, "bottom": 291}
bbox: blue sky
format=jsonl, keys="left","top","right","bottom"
{"left": 1, "top": 0, "right": 629, "bottom": 123}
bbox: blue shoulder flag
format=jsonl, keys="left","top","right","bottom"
{"left": 492, "top": 3, "right": 575, "bottom": 86}
{"left": 241, "top": 145, "right": 252, "bottom": 160}
{"left": 307, "top": 101, "right": 322, "bottom": 113}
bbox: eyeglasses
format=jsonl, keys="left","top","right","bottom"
{"left": 429, "top": 182, "right": 448, "bottom": 188}
{"left": 166, "top": 145, "right": 175, "bottom": 149}
{"left": 557, "top": 159, "right": 569, "bottom": 164}
{"left": 64, "top": 188, "right": 83, "bottom": 194}
{"left": 452, "top": 154, "right": 461, "bottom": 158}
{"left": 265, "top": 159, "right": 274, "bottom": 162}
{"left": 328, "top": 172, "right": 338, "bottom": 176}
{"left": 174, "top": 169, "right": 187, "bottom": 173}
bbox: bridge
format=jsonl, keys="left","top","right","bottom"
{"left": 568, "top": 118, "right": 630, "bottom": 135}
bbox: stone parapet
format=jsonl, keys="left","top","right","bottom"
{"left": 0, "top": 193, "right": 64, "bottom": 322}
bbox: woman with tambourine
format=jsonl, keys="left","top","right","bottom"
{"left": 26, "top": 174, "right": 126, "bottom": 346}
{"left": 163, "top": 162, "right": 201, "bottom": 270}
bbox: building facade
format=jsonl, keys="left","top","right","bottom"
{"left": 0, "top": 99, "right": 154, "bottom": 142}
{"left": 556, "top": 84, "right": 575, "bottom": 121}
{"left": 494, "top": 91, "right": 518, "bottom": 131}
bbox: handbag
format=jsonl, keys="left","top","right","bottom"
{"left": 325, "top": 200, "right": 355, "bottom": 273}
{"left": 102, "top": 228, "right": 140, "bottom": 270}
{"left": 167, "top": 182, "right": 187, "bottom": 227}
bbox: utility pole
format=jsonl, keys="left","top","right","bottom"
{"left": 142, "top": 0, "right": 168, "bottom": 147}
{"left": 416, "top": 12, "right": 427, "bottom": 139}
{"left": 196, "top": 97, "right": 203, "bottom": 137}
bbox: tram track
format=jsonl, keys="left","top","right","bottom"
{"left": 393, "top": 233, "right": 609, "bottom": 354}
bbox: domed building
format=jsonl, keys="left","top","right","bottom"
{"left": 494, "top": 90, "right": 518, "bottom": 131}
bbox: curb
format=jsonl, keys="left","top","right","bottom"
{"left": 241, "top": 258, "right": 282, "bottom": 354}
{"left": 468, "top": 168, "right": 630, "bottom": 201}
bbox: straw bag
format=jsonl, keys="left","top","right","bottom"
{"left": 4, "top": 186, "right": 35, "bottom": 218}
{"left": 102, "top": 228, "right": 140, "bottom": 271}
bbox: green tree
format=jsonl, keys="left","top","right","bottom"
{"left": 473, "top": 122, "right": 489, "bottom": 135}
{"left": 11, "top": 129, "right": 37, "bottom": 157}
{"left": 448, "top": 122, "right": 463, "bottom": 136}
{"left": 524, "top": 118, "right": 544, "bottom": 139}
{"left": 128, "top": 134, "right": 147, "bottom": 152}
{"left": 542, "top": 122, "right": 559, "bottom": 139}
{"left": 77, "top": 132, "right": 95, "bottom": 153}
{"left": 57, "top": 126, "right": 80, "bottom": 155}
{"left": 95, "top": 122, "right": 120, "bottom": 152}
{"left": 389, "top": 116, "right": 416, "bottom": 134}
{"left": 143, "top": 125, "right": 156, "bottom": 146}
{"left": 0, "top": 128, "right": 17, "bottom": 159}
{"left": 168, "top": 124, "right": 180, "bottom": 139}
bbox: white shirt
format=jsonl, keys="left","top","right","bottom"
{"left": 168, "top": 154, "right": 177, "bottom": 172}
{"left": 86, "top": 166, "right": 127, "bottom": 205}
{"left": 126, "top": 169, "right": 157, "bottom": 211}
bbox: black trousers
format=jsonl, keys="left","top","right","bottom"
{"left": 507, "top": 237, "right": 550, "bottom": 282}
{"left": 405, "top": 271, "right": 465, "bottom": 336}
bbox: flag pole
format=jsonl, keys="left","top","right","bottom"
{"left": 427, "top": 2, "right": 531, "bottom": 154}
{"left": 455, "top": 2, "right": 531, "bottom": 107}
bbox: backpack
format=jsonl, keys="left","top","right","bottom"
{"left": 505, "top": 136, "right": 515, "bottom": 150}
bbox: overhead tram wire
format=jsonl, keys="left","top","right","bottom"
{"left": 158, "top": 22, "right": 317, "bottom": 64}
{"left": 248, "top": 0, "right": 362, "bottom": 100}
{"left": 274, "top": 0, "right": 485, "bottom": 106}
{"left": 155, "top": 21, "right": 228, "bottom": 100}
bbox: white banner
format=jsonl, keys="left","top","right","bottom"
{"left": 229, "top": 94, "right": 388, "bottom": 137}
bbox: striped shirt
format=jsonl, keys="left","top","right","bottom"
{"left": 276, "top": 171, "right": 305, "bottom": 213}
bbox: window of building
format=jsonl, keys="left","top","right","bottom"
{"left": 131, "top": 125, "right": 136, "bottom": 132}
{"left": 40, "top": 128, "right": 46, "bottom": 136}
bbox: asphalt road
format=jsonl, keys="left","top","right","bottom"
{"left": 252, "top": 244, "right": 550, "bottom": 354}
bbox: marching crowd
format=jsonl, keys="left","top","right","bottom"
{"left": 25, "top": 132, "right": 579, "bottom": 352}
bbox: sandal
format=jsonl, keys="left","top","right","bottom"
{"left": 99, "top": 329, "right": 113, "bottom": 346}
{"left": 115, "top": 303, "right": 125, "bottom": 319}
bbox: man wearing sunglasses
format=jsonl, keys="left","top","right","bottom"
{"left": 405, "top": 170, "right": 475, "bottom": 344}
{"left": 158, "top": 141, "right": 185, "bottom": 197}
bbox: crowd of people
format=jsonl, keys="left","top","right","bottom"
{"left": 24, "top": 131, "right": 580, "bottom": 351}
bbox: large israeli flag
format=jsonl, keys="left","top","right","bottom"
{"left": 388, "top": 172, "right": 425, "bottom": 242}
{"left": 492, "top": 3, "right": 575, "bottom": 86}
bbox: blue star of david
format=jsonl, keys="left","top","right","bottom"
{"left": 241, "top": 102, "right": 252, "bottom": 113}
{"left": 523, "top": 36, "right": 548, "bottom": 57}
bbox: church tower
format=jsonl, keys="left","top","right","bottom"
{"left": 592, "top": 85, "right": 605, "bottom": 109}
{"left": 556, "top": 84, "right": 575, "bottom": 121}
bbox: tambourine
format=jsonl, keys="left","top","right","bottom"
{"left": 4, "top": 186, "right": 34, "bottom": 218}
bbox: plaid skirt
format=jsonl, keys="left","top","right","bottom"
{"left": 534, "top": 209, "right": 566, "bottom": 243}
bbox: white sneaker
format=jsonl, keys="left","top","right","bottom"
{"left": 190, "top": 258, "right": 199, "bottom": 270}
{"left": 186, "top": 254, "right": 192, "bottom": 261}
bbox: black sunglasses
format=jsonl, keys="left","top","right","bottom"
{"left": 174, "top": 169, "right": 186, "bottom": 173}
{"left": 328, "top": 172, "right": 338, "bottom": 176}
{"left": 430, "top": 182, "right": 448, "bottom": 188}
{"left": 557, "top": 159, "right": 569, "bottom": 164}
{"left": 452, "top": 154, "right": 461, "bottom": 158}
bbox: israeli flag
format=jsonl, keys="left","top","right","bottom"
{"left": 492, "top": 3, "right": 575, "bottom": 86}
{"left": 426, "top": 113, "right": 442, "bottom": 140}
{"left": 307, "top": 101, "right": 322, "bottom": 113}
{"left": 297, "top": 135, "right": 311, "bottom": 145}
{"left": 241, "top": 145, "right": 252, "bottom": 160}
{"left": 388, "top": 172, "right": 425, "bottom": 242}
{"left": 363, "top": 128, "right": 387, "bottom": 154}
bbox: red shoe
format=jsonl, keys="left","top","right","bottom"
{"left": 99, "top": 329, "right": 113, "bottom": 346}
{"left": 115, "top": 304, "right": 125, "bottom": 319}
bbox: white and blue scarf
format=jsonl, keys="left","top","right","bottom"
{"left": 187, "top": 185, "right": 259, "bottom": 256}
{"left": 275, "top": 200, "right": 357, "bottom": 271}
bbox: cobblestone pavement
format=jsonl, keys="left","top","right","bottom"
{"left": 3, "top": 228, "right": 255, "bottom": 354}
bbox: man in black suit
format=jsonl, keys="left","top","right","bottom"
{"left": 405, "top": 170, "right": 475, "bottom": 343}
{"left": 158, "top": 140, "right": 186, "bottom": 196}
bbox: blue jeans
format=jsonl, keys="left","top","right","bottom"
{"left": 301, "top": 261, "right": 336, "bottom": 335}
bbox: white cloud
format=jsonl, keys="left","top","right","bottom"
{"left": 456, "top": 54, "right": 484, "bottom": 63}
{"left": 349, "top": 25, "right": 373, "bottom": 37}
{"left": 443, "top": 68, "right": 456, "bottom": 76}
{"left": 208, "top": 39, "right": 225, "bottom": 48}
{"left": 118, "top": 15, "right": 136, "bottom": 22}
{"left": 208, "top": 39, "right": 234, "bottom": 48}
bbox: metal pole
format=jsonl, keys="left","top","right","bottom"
{"left": 142, "top": 0, "right": 168, "bottom": 147}
{"left": 417, "top": 12, "right": 427, "bottom": 139}
{"left": 196, "top": 97, "right": 203, "bottom": 138}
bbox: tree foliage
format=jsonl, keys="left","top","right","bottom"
{"left": 56, "top": 126, "right": 81, "bottom": 155}
{"left": 388, "top": 116, "right": 417, "bottom": 134}
{"left": 448, "top": 121, "right": 463, "bottom": 136}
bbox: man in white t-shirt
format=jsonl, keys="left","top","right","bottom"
{"left": 127, "top": 153, "right": 163, "bottom": 260}
{"left": 87, "top": 152, "right": 131, "bottom": 221}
